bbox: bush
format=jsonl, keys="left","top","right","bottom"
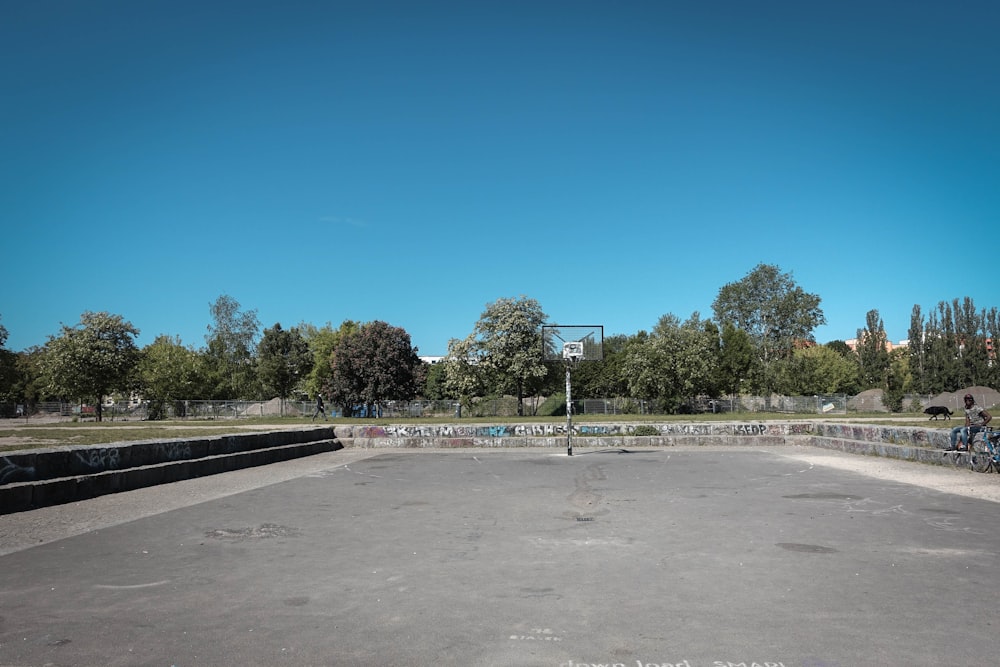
{"left": 630, "top": 425, "right": 660, "bottom": 437}
{"left": 619, "top": 399, "right": 639, "bottom": 414}
{"left": 537, "top": 394, "right": 566, "bottom": 416}
{"left": 884, "top": 389, "right": 904, "bottom": 413}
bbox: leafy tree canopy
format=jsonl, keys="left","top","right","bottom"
{"left": 447, "top": 296, "right": 548, "bottom": 416}
{"left": 257, "top": 323, "right": 313, "bottom": 402}
{"left": 298, "top": 320, "right": 359, "bottom": 399}
{"left": 0, "top": 316, "right": 17, "bottom": 402}
{"left": 139, "top": 335, "right": 206, "bottom": 401}
{"left": 711, "top": 263, "right": 825, "bottom": 392}
{"left": 204, "top": 294, "right": 261, "bottom": 399}
{"left": 42, "top": 311, "right": 141, "bottom": 421}
{"left": 329, "top": 321, "right": 420, "bottom": 415}
{"left": 623, "top": 313, "right": 718, "bottom": 411}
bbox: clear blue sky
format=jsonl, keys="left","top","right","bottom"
{"left": 2, "top": 1, "right": 997, "bottom": 355}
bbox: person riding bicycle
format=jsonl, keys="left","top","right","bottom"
{"left": 948, "top": 394, "right": 992, "bottom": 450}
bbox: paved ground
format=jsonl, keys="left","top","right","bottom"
{"left": 2, "top": 445, "right": 1000, "bottom": 667}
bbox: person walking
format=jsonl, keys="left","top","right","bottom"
{"left": 312, "top": 394, "right": 327, "bottom": 421}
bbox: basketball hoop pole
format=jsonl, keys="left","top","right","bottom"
{"left": 566, "top": 359, "right": 573, "bottom": 456}
{"left": 541, "top": 324, "right": 603, "bottom": 457}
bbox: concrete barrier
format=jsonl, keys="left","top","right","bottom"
{"left": 1, "top": 427, "right": 337, "bottom": 483}
{"left": 1, "top": 429, "right": 340, "bottom": 514}
{"left": 2, "top": 420, "right": 964, "bottom": 515}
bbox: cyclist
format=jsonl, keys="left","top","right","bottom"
{"left": 948, "top": 393, "right": 992, "bottom": 450}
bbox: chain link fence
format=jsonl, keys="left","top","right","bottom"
{"left": 0, "top": 393, "right": 972, "bottom": 422}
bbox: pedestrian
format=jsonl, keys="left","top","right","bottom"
{"left": 312, "top": 394, "right": 327, "bottom": 421}
{"left": 948, "top": 393, "right": 992, "bottom": 450}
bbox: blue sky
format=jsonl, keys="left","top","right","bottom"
{"left": 2, "top": 1, "right": 997, "bottom": 355}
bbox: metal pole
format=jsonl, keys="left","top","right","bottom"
{"left": 566, "top": 361, "right": 572, "bottom": 456}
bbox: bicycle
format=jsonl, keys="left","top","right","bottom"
{"left": 969, "top": 427, "right": 1000, "bottom": 473}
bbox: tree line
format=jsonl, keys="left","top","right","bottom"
{"left": 1, "top": 265, "right": 996, "bottom": 419}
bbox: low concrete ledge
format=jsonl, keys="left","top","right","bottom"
{"left": 343, "top": 434, "right": 790, "bottom": 449}
{"left": 2, "top": 420, "right": 967, "bottom": 514}
{"left": 806, "top": 434, "right": 971, "bottom": 466}
{"left": 1, "top": 434, "right": 340, "bottom": 514}
{"left": 1, "top": 427, "right": 336, "bottom": 484}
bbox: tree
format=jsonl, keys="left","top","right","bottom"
{"left": 329, "top": 321, "right": 420, "bottom": 416}
{"left": 41, "top": 311, "right": 141, "bottom": 421}
{"left": 622, "top": 313, "right": 717, "bottom": 412}
{"left": 715, "top": 321, "right": 754, "bottom": 400}
{"left": 257, "top": 323, "right": 313, "bottom": 412}
{"left": 906, "top": 305, "right": 927, "bottom": 392}
{"left": 773, "top": 345, "right": 859, "bottom": 395}
{"left": 299, "top": 320, "right": 360, "bottom": 400}
{"left": 421, "top": 361, "right": 453, "bottom": 400}
{"left": 907, "top": 298, "right": 996, "bottom": 393}
{"left": 11, "top": 346, "right": 50, "bottom": 408}
{"left": 984, "top": 306, "right": 1000, "bottom": 390}
{"left": 924, "top": 302, "right": 962, "bottom": 392}
{"left": 444, "top": 334, "right": 489, "bottom": 411}
{"left": 856, "top": 309, "right": 890, "bottom": 389}
{"left": 884, "top": 347, "right": 910, "bottom": 412}
{"left": 204, "top": 295, "right": 261, "bottom": 399}
{"left": 711, "top": 264, "right": 825, "bottom": 394}
{"left": 138, "top": 335, "right": 207, "bottom": 419}
{"left": 451, "top": 296, "right": 549, "bottom": 416}
{"left": 953, "top": 297, "right": 991, "bottom": 388}
{"left": 0, "top": 316, "right": 17, "bottom": 404}
{"left": 825, "top": 340, "right": 853, "bottom": 358}
{"left": 567, "top": 334, "right": 631, "bottom": 399}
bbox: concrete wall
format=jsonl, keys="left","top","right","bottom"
{"left": 1, "top": 427, "right": 339, "bottom": 514}
{"left": 1, "top": 427, "right": 337, "bottom": 484}
{"left": 332, "top": 420, "right": 954, "bottom": 453}
{"left": 333, "top": 421, "right": 808, "bottom": 448}
{"left": 1, "top": 421, "right": 964, "bottom": 514}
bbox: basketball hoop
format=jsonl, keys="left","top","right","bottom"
{"left": 542, "top": 325, "right": 604, "bottom": 456}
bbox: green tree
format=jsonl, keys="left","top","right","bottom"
{"left": 773, "top": 345, "right": 859, "bottom": 395}
{"left": 138, "top": 335, "right": 207, "bottom": 419}
{"left": 204, "top": 295, "right": 261, "bottom": 399}
{"left": 623, "top": 313, "right": 717, "bottom": 412}
{"left": 329, "top": 321, "right": 420, "bottom": 416}
{"left": 908, "top": 298, "right": 997, "bottom": 393}
{"left": 925, "top": 302, "right": 961, "bottom": 392}
{"left": 884, "top": 348, "right": 911, "bottom": 412}
{"left": 41, "top": 311, "right": 141, "bottom": 421}
{"left": 984, "top": 306, "right": 1000, "bottom": 389}
{"left": 953, "top": 297, "right": 990, "bottom": 388}
{"left": 299, "top": 320, "right": 360, "bottom": 400}
{"left": 444, "top": 334, "right": 489, "bottom": 412}
{"left": 11, "top": 346, "right": 50, "bottom": 408}
{"left": 825, "top": 340, "right": 853, "bottom": 358}
{"left": 257, "top": 323, "right": 313, "bottom": 412}
{"left": 856, "top": 309, "right": 890, "bottom": 389}
{"left": 566, "top": 334, "right": 631, "bottom": 399}
{"left": 0, "top": 317, "right": 17, "bottom": 404}
{"left": 451, "top": 296, "right": 549, "bottom": 416}
{"left": 906, "top": 304, "right": 929, "bottom": 393}
{"left": 711, "top": 264, "right": 825, "bottom": 394}
{"left": 421, "top": 361, "right": 454, "bottom": 400}
{"left": 715, "top": 321, "right": 754, "bottom": 400}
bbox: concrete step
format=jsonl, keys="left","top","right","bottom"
{"left": 1, "top": 430, "right": 341, "bottom": 514}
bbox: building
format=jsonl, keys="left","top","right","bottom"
{"left": 843, "top": 338, "right": 909, "bottom": 353}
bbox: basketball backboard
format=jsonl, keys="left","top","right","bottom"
{"left": 541, "top": 325, "right": 604, "bottom": 362}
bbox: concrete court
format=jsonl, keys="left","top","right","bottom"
{"left": 1, "top": 445, "right": 999, "bottom": 667}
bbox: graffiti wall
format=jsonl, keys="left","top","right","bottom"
{"left": 347, "top": 422, "right": 800, "bottom": 439}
